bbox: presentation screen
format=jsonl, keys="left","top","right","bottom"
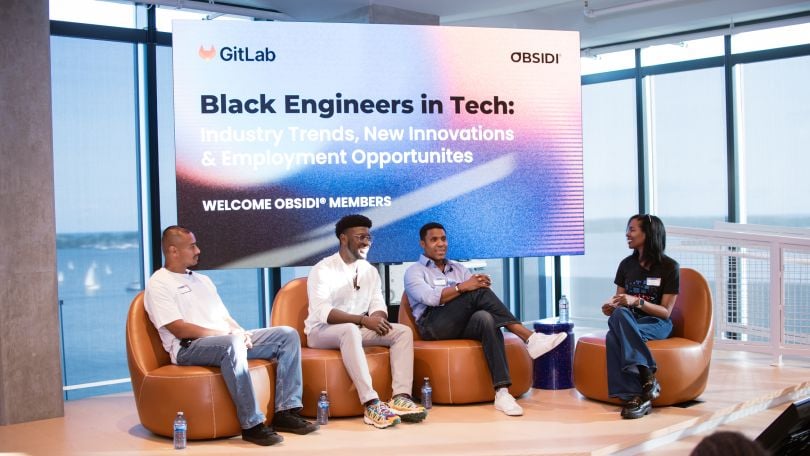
{"left": 172, "top": 21, "right": 583, "bottom": 268}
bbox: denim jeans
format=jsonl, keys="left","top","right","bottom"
{"left": 176, "top": 326, "right": 303, "bottom": 429}
{"left": 606, "top": 307, "right": 673, "bottom": 401}
{"left": 416, "top": 288, "right": 519, "bottom": 389}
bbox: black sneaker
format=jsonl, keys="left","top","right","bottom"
{"left": 620, "top": 396, "right": 652, "bottom": 419}
{"left": 641, "top": 376, "right": 661, "bottom": 402}
{"left": 241, "top": 423, "right": 284, "bottom": 446}
{"left": 273, "top": 409, "right": 319, "bottom": 435}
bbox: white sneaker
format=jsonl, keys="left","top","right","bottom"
{"left": 494, "top": 389, "right": 523, "bottom": 416}
{"left": 526, "top": 332, "right": 567, "bottom": 359}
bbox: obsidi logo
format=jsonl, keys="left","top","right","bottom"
{"left": 510, "top": 51, "right": 559, "bottom": 64}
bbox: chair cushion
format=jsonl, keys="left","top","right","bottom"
{"left": 298, "top": 347, "right": 392, "bottom": 417}
{"left": 573, "top": 333, "right": 710, "bottom": 406}
{"left": 412, "top": 334, "right": 532, "bottom": 404}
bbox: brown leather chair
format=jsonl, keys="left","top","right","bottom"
{"left": 125, "top": 291, "right": 276, "bottom": 439}
{"left": 398, "top": 293, "right": 533, "bottom": 404}
{"left": 573, "top": 267, "right": 714, "bottom": 406}
{"left": 270, "top": 277, "right": 392, "bottom": 417}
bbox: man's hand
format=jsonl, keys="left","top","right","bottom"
{"left": 601, "top": 302, "right": 615, "bottom": 316}
{"left": 230, "top": 328, "right": 253, "bottom": 349}
{"left": 362, "top": 315, "right": 392, "bottom": 336}
{"left": 460, "top": 273, "right": 491, "bottom": 292}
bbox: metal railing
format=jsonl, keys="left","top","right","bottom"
{"left": 668, "top": 223, "right": 810, "bottom": 363}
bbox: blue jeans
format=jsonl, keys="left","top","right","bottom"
{"left": 606, "top": 307, "right": 673, "bottom": 401}
{"left": 176, "top": 326, "right": 303, "bottom": 429}
{"left": 416, "top": 288, "right": 518, "bottom": 389}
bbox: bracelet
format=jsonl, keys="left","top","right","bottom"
{"left": 454, "top": 284, "right": 461, "bottom": 293}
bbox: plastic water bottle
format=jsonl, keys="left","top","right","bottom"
{"left": 420, "top": 377, "right": 432, "bottom": 409}
{"left": 316, "top": 391, "right": 329, "bottom": 425}
{"left": 559, "top": 295, "right": 570, "bottom": 322}
{"left": 173, "top": 411, "right": 187, "bottom": 449}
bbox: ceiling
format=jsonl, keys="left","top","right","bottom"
{"left": 203, "top": 0, "right": 810, "bottom": 49}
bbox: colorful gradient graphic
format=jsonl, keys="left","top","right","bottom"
{"left": 172, "top": 21, "right": 583, "bottom": 268}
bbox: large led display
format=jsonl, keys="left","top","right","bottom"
{"left": 172, "top": 21, "right": 583, "bottom": 268}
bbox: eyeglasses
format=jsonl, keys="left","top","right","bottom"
{"left": 351, "top": 234, "right": 373, "bottom": 243}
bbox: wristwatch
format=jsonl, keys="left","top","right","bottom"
{"left": 637, "top": 298, "right": 644, "bottom": 309}
{"left": 454, "top": 284, "right": 461, "bottom": 293}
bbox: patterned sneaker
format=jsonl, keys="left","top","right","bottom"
{"left": 387, "top": 394, "right": 428, "bottom": 423}
{"left": 364, "top": 399, "right": 401, "bottom": 429}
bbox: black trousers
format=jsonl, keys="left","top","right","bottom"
{"left": 416, "top": 288, "right": 520, "bottom": 389}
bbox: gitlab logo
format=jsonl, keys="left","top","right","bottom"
{"left": 198, "top": 45, "right": 216, "bottom": 60}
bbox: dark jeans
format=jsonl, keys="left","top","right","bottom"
{"left": 606, "top": 307, "right": 673, "bottom": 401}
{"left": 416, "top": 288, "right": 520, "bottom": 389}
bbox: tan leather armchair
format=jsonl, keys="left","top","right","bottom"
{"left": 573, "top": 267, "right": 714, "bottom": 406}
{"left": 270, "top": 277, "right": 392, "bottom": 417}
{"left": 398, "top": 293, "right": 533, "bottom": 404}
{"left": 125, "top": 292, "right": 276, "bottom": 439}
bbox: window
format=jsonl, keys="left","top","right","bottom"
{"left": 732, "top": 22, "right": 810, "bottom": 54}
{"left": 51, "top": 36, "right": 141, "bottom": 399}
{"left": 580, "top": 49, "right": 635, "bottom": 75}
{"left": 737, "top": 55, "right": 810, "bottom": 226}
{"left": 569, "top": 79, "right": 639, "bottom": 329}
{"left": 645, "top": 68, "right": 728, "bottom": 227}
{"left": 641, "top": 36, "right": 724, "bottom": 66}
{"left": 50, "top": 0, "right": 135, "bottom": 27}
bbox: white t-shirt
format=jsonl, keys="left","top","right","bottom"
{"left": 305, "top": 252, "right": 387, "bottom": 335}
{"left": 144, "top": 268, "right": 231, "bottom": 363}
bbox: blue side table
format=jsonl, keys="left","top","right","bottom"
{"left": 532, "top": 318, "right": 575, "bottom": 389}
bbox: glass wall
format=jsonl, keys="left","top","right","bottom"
{"left": 568, "top": 79, "right": 639, "bottom": 328}
{"left": 645, "top": 68, "right": 728, "bottom": 227}
{"left": 48, "top": 2, "right": 810, "bottom": 398}
{"left": 51, "top": 36, "right": 141, "bottom": 399}
{"left": 736, "top": 55, "right": 810, "bottom": 226}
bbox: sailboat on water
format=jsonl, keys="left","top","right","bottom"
{"left": 85, "top": 262, "right": 101, "bottom": 292}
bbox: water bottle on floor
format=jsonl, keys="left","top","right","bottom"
{"left": 421, "top": 377, "right": 432, "bottom": 409}
{"left": 173, "top": 411, "right": 187, "bottom": 449}
{"left": 317, "top": 391, "right": 329, "bottom": 425}
{"left": 559, "top": 295, "right": 570, "bottom": 322}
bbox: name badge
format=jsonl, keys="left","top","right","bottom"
{"left": 177, "top": 285, "right": 192, "bottom": 294}
{"left": 433, "top": 277, "right": 447, "bottom": 287}
{"left": 647, "top": 277, "right": 661, "bottom": 287}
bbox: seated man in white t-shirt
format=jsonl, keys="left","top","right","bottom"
{"left": 144, "top": 225, "right": 317, "bottom": 446}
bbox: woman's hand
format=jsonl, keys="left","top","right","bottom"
{"left": 611, "top": 293, "right": 640, "bottom": 308}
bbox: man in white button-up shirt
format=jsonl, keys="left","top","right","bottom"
{"left": 306, "top": 214, "right": 426, "bottom": 429}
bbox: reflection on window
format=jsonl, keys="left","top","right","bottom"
{"left": 580, "top": 49, "right": 635, "bottom": 75}
{"left": 737, "top": 56, "right": 810, "bottom": 226}
{"left": 641, "top": 36, "right": 724, "bottom": 66}
{"left": 49, "top": 0, "right": 135, "bottom": 27}
{"left": 570, "top": 80, "right": 638, "bottom": 329}
{"left": 732, "top": 22, "right": 810, "bottom": 54}
{"left": 51, "top": 36, "right": 140, "bottom": 399}
{"left": 646, "top": 68, "right": 727, "bottom": 227}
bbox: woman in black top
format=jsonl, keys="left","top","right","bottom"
{"left": 602, "top": 214, "right": 679, "bottom": 419}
